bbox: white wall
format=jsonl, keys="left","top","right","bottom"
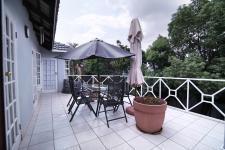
{"left": 4, "top": 0, "right": 48, "bottom": 133}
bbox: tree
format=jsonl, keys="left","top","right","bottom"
{"left": 145, "top": 35, "right": 173, "bottom": 71}
{"left": 168, "top": 0, "right": 225, "bottom": 68}
{"left": 68, "top": 42, "right": 78, "bottom": 48}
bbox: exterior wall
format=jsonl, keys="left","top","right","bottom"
{"left": 40, "top": 49, "right": 66, "bottom": 92}
{"left": 4, "top": 0, "right": 47, "bottom": 134}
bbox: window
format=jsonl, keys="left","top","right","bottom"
{"left": 65, "top": 60, "right": 70, "bottom": 75}
{"left": 33, "top": 51, "right": 41, "bottom": 86}
{"left": 36, "top": 53, "right": 41, "bottom": 85}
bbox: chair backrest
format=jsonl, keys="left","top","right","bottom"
{"left": 69, "top": 77, "right": 80, "bottom": 99}
{"left": 107, "top": 78, "right": 125, "bottom": 103}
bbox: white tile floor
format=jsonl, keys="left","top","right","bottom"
{"left": 19, "top": 93, "right": 224, "bottom": 150}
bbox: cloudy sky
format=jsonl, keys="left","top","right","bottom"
{"left": 55, "top": 0, "right": 190, "bottom": 50}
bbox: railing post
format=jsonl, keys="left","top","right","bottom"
{"left": 141, "top": 84, "right": 143, "bottom": 97}
{"left": 186, "top": 79, "right": 190, "bottom": 111}
{"left": 159, "top": 78, "right": 162, "bottom": 99}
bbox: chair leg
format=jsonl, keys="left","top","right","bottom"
{"left": 103, "top": 106, "right": 109, "bottom": 128}
{"left": 67, "top": 96, "right": 73, "bottom": 107}
{"left": 69, "top": 103, "right": 80, "bottom": 122}
{"left": 128, "top": 96, "right": 132, "bottom": 106}
{"left": 86, "top": 101, "right": 97, "bottom": 117}
{"left": 68, "top": 99, "right": 76, "bottom": 114}
{"left": 97, "top": 101, "right": 102, "bottom": 117}
{"left": 121, "top": 104, "right": 128, "bottom": 122}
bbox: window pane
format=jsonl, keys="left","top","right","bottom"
{"left": 4, "top": 85, "right": 8, "bottom": 107}
{"left": 11, "top": 43, "right": 14, "bottom": 61}
{"left": 12, "top": 83, "right": 16, "bottom": 100}
{"left": 11, "top": 127, "right": 15, "bottom": 145}
{"left": 13, "top": 102, "right": 17, "bottom": 118}
{"left": 15, "top": 121, "right": 18, "bottom": 136}
{"left": 8, "top": 84, "right": 12, "bottom": 103}
{"left": 10, "top": 105, "right": 13, "bottom": 125}
{"left": 12, "top": 63, "right": 15, "bottom": 80}
{"left": 7, "top": 61, "right": 11, "bottom": 81}
{"left": 7, "top": 134, "right": 11, "bottom": 150}
{"left": 6, "top": 39, "right": 10, "bottom": 59}
{"left": 5, "top": 16, "right": 9, "bottom": 36}
{"left": 10, "top": 22, "right": 13, "bottom": 40}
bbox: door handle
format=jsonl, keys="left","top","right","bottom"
{"left": 5, "top": 71, "right": 12, "bottom": 77}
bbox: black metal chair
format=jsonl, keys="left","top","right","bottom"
{"left": 124, "top": 82, "right": 133, "bottom": 105}
{"left": 97, "top": 78, "right": 128, "bottom": 127}
{"left": 68, "top": 77, "right": 96, "bottom": 122}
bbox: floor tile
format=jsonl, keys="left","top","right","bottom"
{"left": 53, "top": 121, "right": 70, "bottom": 130}
{"left": 75, "top": 130, "right": 97, "bottom": 144}
{"left": 100, "top": 133, "right": 125, "bottom": 149}
{"left": 80, "top": 138, "right": 106, "bottom": 150}
{"left": 127, "top": 136, "right": 155, "bottom": 150}
{"left": 71, "top": 122, "right": 91, "bottom": 133}
{"left": 116, "top": 128, "right": 139, "bottom": 141}
{"left": 87, "top": 119, "right": 105, "bottom": 128}
{"left": 29, "top": 131, "right": 53, "bottom": 146}
{"left": 142, "top": 133, "right": 167, "bottom": 145}
{"left": 160, "top": 126, "right": 178, "bottom": 138}
{"left": 200, "top": 135, "right": 223, "bottom": 150}
{"left": 20, "top": 93, "right": 224, "bottom": 150}
{"left": 54, "top": 126, "right": 73, "bottom": 139}
{"left": 93, "top": 125, "right": 113, "bottom": 137}
{"left": 28, "top": 141, "right": 54, "bottom": 150}
{"left": 193, "top": 143, "right": 216, "bottom": 150}
{"left": 158, "top": 139, "right": 186, "bottom": 150}
{"left": 179, "top": 127, "right": 205, "bottom": 141}
{"left": 170, "top": 132, "right": 199, "bottom": 149}
{"left": 111, "top": 143, "right": 134, "bottom": 150}
{"left": 19, "top": 135, "right": 31, "bottom": 148}
{"left": 54, "top": 135, "right": 78, "bottom": 150}
{"left": 33, "top": 123, "right": 52, "bottom": 134}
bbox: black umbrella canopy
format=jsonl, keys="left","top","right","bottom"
{"left": 56, "top": 39, "right": 135, "bottom": 60}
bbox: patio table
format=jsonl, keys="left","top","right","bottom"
{"left": 82, "top": 83, "right": 108, "bottom": 115}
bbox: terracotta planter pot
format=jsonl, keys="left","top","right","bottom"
{"left": 134, "top": 97, "right": 167, "bottom": 133}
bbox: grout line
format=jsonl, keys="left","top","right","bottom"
{"left": 51, "top": 93, "right": 56, "bottom": 150}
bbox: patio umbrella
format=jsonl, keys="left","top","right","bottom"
{"left": 127, "top": 18, "right": 144, "bottom": 87}
{"left": 56, "top": 39, "right": 135, "bottom": 117}
{"left": 126, "top": 18, "right": 144, "bottom": 116}
{"left": 56, "top": 39, "right": 134, "bottom": 60}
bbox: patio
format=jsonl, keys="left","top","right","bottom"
{"left": 19, "top": 93, "right": 224, "bottom": 150}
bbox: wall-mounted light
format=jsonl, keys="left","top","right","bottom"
{"left": 24, "top": 25, "right": 29, "bottom": 38}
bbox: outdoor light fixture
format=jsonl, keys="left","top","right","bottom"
{"left": 39, "top": 26, "right": 45, "bottom": 45}
{"left": 24, "top": 25, "right": 29, "bottom": 38}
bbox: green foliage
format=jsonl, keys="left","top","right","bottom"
{"left": 162, "top": 53, "right": 207, "bottom": 78}
{"left": 145, "top": 35, "right": 173, "bottom": 71}
{"left": 168, "top": 0, "right": 225, "bottom": 66}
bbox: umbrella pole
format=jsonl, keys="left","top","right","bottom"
{"left": 96, "top": 59, "right": 100, "bottom": 117}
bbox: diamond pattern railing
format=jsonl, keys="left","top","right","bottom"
{"left": 68, "top": 75, "right": 225, "bottom": 119}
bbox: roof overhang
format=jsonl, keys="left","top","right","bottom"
{"left": 23, "top": 0, "right": 60, "bottom": 50}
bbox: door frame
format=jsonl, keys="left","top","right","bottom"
{"left": 3, "top": 6, "right": 21, "bottom": 150}
{"left": 42, "top": 58, "right": 58, "bottom": 93}
{"left": 0, "top": 0, "right": 7, "bottom": 149}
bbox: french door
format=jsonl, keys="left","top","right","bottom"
{"left": 42, "top": 58, "right": 58, "bottom": 92}
{"left": 3, "top": 12, "right": 21, "bottom": 150}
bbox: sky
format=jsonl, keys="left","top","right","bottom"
{"left": 55, "top": 0, "right": 190, "bottom": 50}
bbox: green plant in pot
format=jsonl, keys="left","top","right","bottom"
{"left": 133, "top": 96, "right": 167, "bottom": 134}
